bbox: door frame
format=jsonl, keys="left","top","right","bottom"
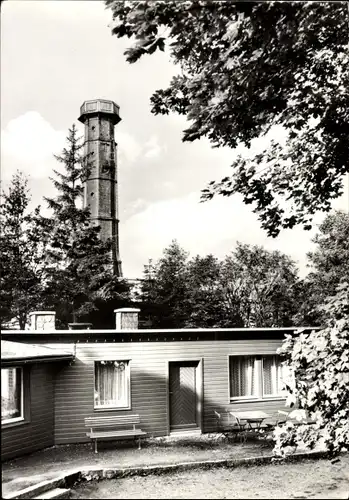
{"left": 166, "top": 358, "right": 203, "bottom": 435}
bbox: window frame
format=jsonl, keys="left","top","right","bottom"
{"left": 229, "top": 354, "right": 287, "bottom": 402}
{"left": 94, "top": 359, "right": 131, "bottom": 411}
{"left": 1, "top": 366, "right": 24, "bottom": 426}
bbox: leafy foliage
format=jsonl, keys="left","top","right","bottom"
{"left": 220, "top": 243, "right": 302, "bottom": 327}
{"left": 185, "top": 254, "right": 235, "bottom": 328}
{"left": 138, "top": 240, "right": 190, "bottom": 328}
{"left": 105, "top": 0, "right": 348, "bottom": 236}
{"left": 137, "top": 240, "right": 303, "bottom": 328}
{"left": 295, "top": 211, "right": 349, "bottom": 326}
{"left": 0, "top": 172, "right": 50, "bottom": 329}
{"left": 274, "top": 282, "right": 349, "bottom": 457}
{"left": 308, "top": 210, "right": 349, "bottom": 294}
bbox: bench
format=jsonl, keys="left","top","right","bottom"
{"left": 85, "top": 415, "right": 147, "bottom": 453}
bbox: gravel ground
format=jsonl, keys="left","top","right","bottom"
{"left": 70, "top": 455, "right": 349, "bottom": 499}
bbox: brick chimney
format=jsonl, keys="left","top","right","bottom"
{"left": 114, "top": 308, "right": 140, "bottom": 330}
{"left": 28, "top": 311, "right": 56, "bottom": 331}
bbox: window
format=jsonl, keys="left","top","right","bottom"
{"left": 1, "top": 367, "right": 23, "bottom": 424}
{"left": 229, "top": 355, "right": 287, "bottom": 400}
{"left": 94, "top": 361, "right": 130, "bottom": 410}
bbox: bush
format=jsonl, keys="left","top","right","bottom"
{"left": 273, "top": 283, "right": 349, "bottom": 457}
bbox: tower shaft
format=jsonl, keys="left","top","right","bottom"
{"left": 78, "top": 99, "right": 122, "bottom": 276}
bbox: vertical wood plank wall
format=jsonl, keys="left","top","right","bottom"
{"left": 53, "top": 338, "right": 287, "bottom": 444}
{"left": 1, "top": 364, "right": 55, "bottom": 461}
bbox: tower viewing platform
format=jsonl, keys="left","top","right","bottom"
{"left": 78, "top": 99, "right": 121, "bottom": 125}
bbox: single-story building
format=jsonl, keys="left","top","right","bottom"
{"left": 1, "top": 340, "right": 74, "bottom": 461}
{"left": 1, "top": 317, "right": 314, "bottom": 462}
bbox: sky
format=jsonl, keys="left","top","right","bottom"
{"left": 1, "top": 0, "right": 348, "bottom": 279}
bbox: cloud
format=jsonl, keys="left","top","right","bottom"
{"left": 1, "top": 112, "right": 66, "bottom": 180}
{"left": 144, "top": 135, "right": 165, "bottom": 159}
{"left": 117, "top": 131, "right": 142, "bottom": 164}
{"left": 117, "top": 132, "right": 164, "bottom": 165}
{"left": 5, "top": 0, "right": 111, "bottom": 24}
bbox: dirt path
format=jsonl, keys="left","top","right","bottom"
{"left": 70, "top": 455, "right": 349, "bottom": 499}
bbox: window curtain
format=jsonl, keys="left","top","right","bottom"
{"left": 230, "top": 356, "right": 256, "bottom": 397}
{"left": 1, "top": 368, "right": 21, "bottom": 421}
{"left": 262, "top": 356, "right": 283, "bottom": 396}
{"left": 95, "top": 361, "right": 127, "bottom": 407}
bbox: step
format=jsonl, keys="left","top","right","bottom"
{"left": 33, "top": 488, "right": 71, "bottom": 500}
{"left": 169, "top": 429, "right": 202, "bottom": 438}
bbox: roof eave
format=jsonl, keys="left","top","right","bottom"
{"left": 1, "top": 355, "right": 75, "bottom": 366}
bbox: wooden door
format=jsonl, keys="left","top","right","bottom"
{"left": 169, "top": 361, "right": 198, "bottom": 431}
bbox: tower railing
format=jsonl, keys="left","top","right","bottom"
{"left": 79, "top": 100, "right": 120, "bottom": 117}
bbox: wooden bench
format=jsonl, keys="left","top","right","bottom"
{"left": 85, "top": 415, "right": 147, "bottom": 453}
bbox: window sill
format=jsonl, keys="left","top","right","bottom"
{"left": 1, "top": 418, "right": 29, "bottom": 429}
{"left": 230, "top": 397, "right": 287, "bottom": 404}
{"left": 94, "top": 406, "right": 131, "bottom": 412}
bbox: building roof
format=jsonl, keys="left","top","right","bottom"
{"left": 1, "top": 340, "right": 74, "bottom": 365}
{"left": 0, "top": 326, "right": 319, "bottom": 346}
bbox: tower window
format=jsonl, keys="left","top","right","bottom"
{"left": 90, "top": 192, "right": 94, "bottom": 197}
{"left": 91, "top": 126, "right": 95, "bottom": 131}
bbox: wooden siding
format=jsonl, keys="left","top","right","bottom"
{"left": 1, "top": 364, "right": 55, "bottom": 461}
{"left": 53, "top": 339, "right": 289, "bottom": 444}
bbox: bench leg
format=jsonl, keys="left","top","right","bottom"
{"left": 95, "top": 439, "right": 98, "bottom": 454}
{"left": 138, "top": 436, "right": 141, "bottom": 450}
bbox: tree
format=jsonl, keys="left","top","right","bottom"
{"left": 307, "top": 210, "right": 349, "bottom": 296}
{"left": 220, "top": 243, "right": 302, "bottom": 327}
{"left": 43, "top": 125, "right": 130, "bottom": 328}
{"left": 0, "top": 171, "right": 50, "bottom": 329}
{"left": 186, "top": 254, "right": 235, "bottom": 327}
{"left": 294, "top": 211, "right": 349, "bottom": 326}
{"left": 138, "top": 240, "right": 302, "bottom": 328}
{"left": 105, "top": 1, "right": 348, "bottom": 236}
{"left": 138, "top": 240, "right": 190, "bottom": 328}
{"left": 274, "top": 282, "right": 349, "bottom": 457}
{"left": 136, "top": 258, "right": 160, "bottom": 327}
{"left": 138, "top": 250, "right": 229, "bottom": 328}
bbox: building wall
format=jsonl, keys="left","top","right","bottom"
{"left": 53, "top": 338, "right": 287, "bottom": 444}
{"left": 1, "top": 364, "right": 56, "bottom": 461}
